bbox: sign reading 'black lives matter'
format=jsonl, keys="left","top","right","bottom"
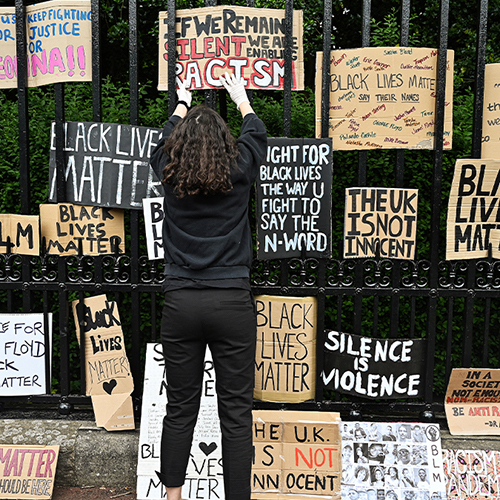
{"left": 48, "top": 121, "right": 163, "bottom": 210}
{"left": 256, "top": 138, "right": 333, "bottom": 259}
{"left": 321, "top": 331, "right": 426, "bottom": 399}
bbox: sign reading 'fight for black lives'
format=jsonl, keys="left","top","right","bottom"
{"left": 256, "top": 138, "right": 333, "bottom": 259}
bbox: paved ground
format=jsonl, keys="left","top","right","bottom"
{"left": 52, "top": 486, "right": 138, "bottom": 499}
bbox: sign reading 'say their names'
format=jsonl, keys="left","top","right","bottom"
{"left": 257, "top": 138, "right": 332, "bottom": 259}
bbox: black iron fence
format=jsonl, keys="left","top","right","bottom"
{"left": 0, "top": 0, "right": 498, "bottom": 420}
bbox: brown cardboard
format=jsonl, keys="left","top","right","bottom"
{"left": 445, "top": 368, "right": 500, "bottom": 435}
{"left": 40, "top": 203, "right": 125, "bottom": 255}
{"left": 446, "top": 159, "right": 500, "bottom": 260}
{"left": 344, "top": 187, "right": 418, "bottom": 259}
{"left": 251, "top": 410, "right": 341, "bottom": 500}
{"left": 158, "top": 6, "right": 304, "bottom": 91}
{"left": 72, "top": 294, "right": 135, "bottom": 431}
{"left": 0, "top": 445, "right": 59, "bottom": 499}
{"left": 254, "top": 296, "right": 317, "bottom": 403}
{"left": 0, "top": 1, "right": 92, "bottom": 89}
{"left": 315, "top": 47, "right": 454, "bottom": 150}
{"left": 482, "top": 63, "right": 500, "bottom": 159}
{"left": 254, "top": 443, "right": 283, "bottom": 470}
{"left": 0, "top": 215, "right": 39, "bottom": 256}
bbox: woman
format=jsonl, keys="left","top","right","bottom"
{"left": 385, "top": 466, "right": 399, "bottom": 487}
{"left": 151, "top": 73, "right": 267, "bottom": 500}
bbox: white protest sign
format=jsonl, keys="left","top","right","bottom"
{"left": 143, "top": 197, "right": 164, "bottom": 260}
{"left": 137, "top": 344, "right": 223, "bottom": 500}
{"left": 0, "top": 313, "right": 52, "bottom": 396}
{"left": 341, "top": 421, "right": 446, "bottom": 500}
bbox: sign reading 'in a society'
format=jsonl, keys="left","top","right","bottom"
{"left": 256, "top": 138, "right": 333, "bottom": 259}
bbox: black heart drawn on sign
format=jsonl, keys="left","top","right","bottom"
{"left": 199, "top": 442, "right": 217, "bottom": 456}
{"left": 103, "top": 379, "right": 117, "bottom": 395}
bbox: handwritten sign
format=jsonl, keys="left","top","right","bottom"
{"left": 0, "top": 0, "right": 91, "bottom": 89}
{"left": 143, "top": 197, "right": 164, "bottom": 260}
{"left": 39, "top": 203, "right": 124, "bottom": 255}
{"left": 254, "top": 295, "right": 316, "bottom": 403}
{"left": 322, "top": 331, "right": 426, "bottom": 399}
{"left": 256, "top": 138, "right": 333, "bottom": 259}
{"left": 482, "top": 63, "right": 500, "bottom": 159}
{"left": 344, "top": 187, "right": 418, "bottom": 259}
{"left": 137, "top": 344, "right": 223, "bottom": 500}
{"left": 252, "top": 410, "right": 341, "bottom": 500}
{"left": 0, "top": 215, "right": 39, "bottom": 256}
{"left": 0, "top": 445, "right": 59, "bottom": 499}
{"left": 443, "top": 448, "right": 500, "bottom": 499}
{"left": 0, "top": 313, "right": 52, "bottom": 396}
{"left": 48, "top": 121, "right": 163, "bottom": 210}
{"left": 445, "top": 368, "right": 500, "bottom": 435}
{"left": 315, "top": 47, "right": 454, "bottom": 150}
{"left": 158, "top": 6, "right": 304, "bottom": 91}
{"left": 72, "top": 294, "right": 134, "bottom": 431}
{"left": 446, "top": 159, "right": 500, "bottom": 260}
{"left": 341, "top": 421, "right": 446, "bottom": 500}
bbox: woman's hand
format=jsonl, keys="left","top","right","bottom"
{"left": 174, "top": 79, "right": 192, "bottom": 117}
{"left": 220, "top": 73, "right": 249, "bottom": 109}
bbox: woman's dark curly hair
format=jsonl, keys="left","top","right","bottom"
{"left": 162, "top": 105, "right": 239, "bottom": 198}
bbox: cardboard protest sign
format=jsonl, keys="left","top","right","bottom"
{"left": 39, "top": 203, "right": 124, "bottom": 255}
{"left": 143, "top": 197, "right": 164, "bottom": 260}
{"left": 72, "top": 294, "right": 134, "bottom": 431}
{"left": 0, "top": 0, "right": 91, "bottom": 89}
{"left": 0, "top": 313, "right": 52, "bottom": 396}
{"left": 443, "top": 448, "right": 500, "bottom": 499}
{"left": 0, "top": 445, "right": 59, "bottom": 499}
{"left": 446, "top": 159, "right": 500, "bottom": 260}
{"left": 254, "top": 295, "right": 316, "bottom": 403}
{"left": 482, "top": 63, "right": 500, "bottom": 159}
{"left": 158, "top": 6, "right": 304, "bottom": 91}
{"left": 0, "top": 8, "right": 16, "bottom": 90}
{"left": 252, "top": 410, "right": 341, "bottom": 500}
{"left": 322, "top": 331, "right": 426, "bottom": 399}
{"left": 256, "top": 138, "right": 333, "bottom": 259}
{"left": 48, "top": 121, "right": 163, "bottom": 210}
{"left": 445, "top": 368, "right": 500, "bottom": 435}
{"left": 341, "top": 421, "right": 446, "bottom": 500}
{"left": 137, "top": 344, "right": 223, "bottom": 500}
{"left": 315, "top": 47, "right": 454, "bottom": 150}
{"left": 0, "top": 215, "right": 39, "bottom": 256}
{"left": 344, "top": 187, "right": 418, "bottom": 260}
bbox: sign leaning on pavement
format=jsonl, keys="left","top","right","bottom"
{"left": 137, "top": 343, "right": 223, "bottom": 500}
{"left": 0, "top": 445, "right": 59, "bottom": 499}
{"left": 0, "top": 313, "right": 52, "bottom": 396}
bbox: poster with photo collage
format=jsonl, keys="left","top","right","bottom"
{"left": 341, "top": 422, "right": 446, "bottom": 500}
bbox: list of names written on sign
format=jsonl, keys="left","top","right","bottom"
{"left": 256, "top": 138, "right": 333, "bottom": 259}
{"left": 252, "top": 410, "right": 341, "bottom": 500}
{"left": 315, "top": 47, "right": 454, "bottom": 150}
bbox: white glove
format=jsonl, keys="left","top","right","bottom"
{"left": 176, "top": 79, "right": 192, "bottom": 108}
{"left": 220, "top": 72, "right": 249, "bottom": 108}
